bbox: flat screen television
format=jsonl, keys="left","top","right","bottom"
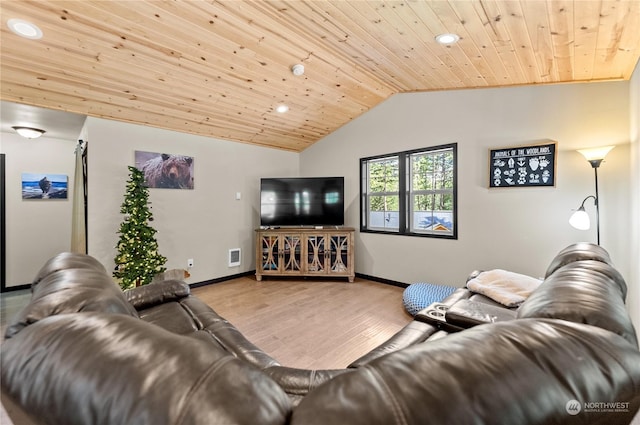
{"left": 260, "top": 177, "right": 344, "bottom": 227}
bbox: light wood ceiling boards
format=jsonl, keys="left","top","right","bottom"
{"left": 1, "top": 1, "right": 639, "bottom": 151}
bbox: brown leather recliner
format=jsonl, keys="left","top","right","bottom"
{"left": 2, "top": 243, "right": 639, "bottom": 425}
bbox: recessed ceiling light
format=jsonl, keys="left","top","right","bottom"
{"left": 291, "top": 64, "right": 305, "bottom": 76}
{"left": 7, "top": 18, "right": 43, "bottom": 40}
{"left": 435, "top": 33, "right": 460, "bottom": 45}
{"left": 12, "top": 126, "right": 46, "bottom": 139}
{"left": 276, "top": 105, "right": 289, "bottom": 113}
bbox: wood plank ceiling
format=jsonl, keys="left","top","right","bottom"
{"left": 2, "top": 1, "right": 639, "bottom": 152}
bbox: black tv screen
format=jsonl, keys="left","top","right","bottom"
{"left": 260, "top": 177, "right": 344, "bottom": 227}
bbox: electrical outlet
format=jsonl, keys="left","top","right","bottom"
{"left": 187, "top": 258, "right": 194, "bottom": 268}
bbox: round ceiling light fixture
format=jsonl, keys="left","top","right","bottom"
{"left": 435, "top": 33, "right": 460, "bottom": 45}
{"left": 276, "top": 105, "right": 289, "bottom": 113}
{"left": 7, "top": 18, "right": 43, "bottom": 39}
{"left": 12, "top": 126, "right": 46, "bottom": 139}
{"left": 291, "top": 64, "right": 305, "bottom": 76}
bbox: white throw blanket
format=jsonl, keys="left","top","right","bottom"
{"left": 466, "top": 269, "right": 542, "bottom": 307}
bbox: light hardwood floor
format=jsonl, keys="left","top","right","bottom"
{"left": 192, "top": 276, "right": 412, "bottom": 370}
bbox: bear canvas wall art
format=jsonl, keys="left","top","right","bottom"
{"left": 135, "top": 151, "right": 194, "bottom": 190}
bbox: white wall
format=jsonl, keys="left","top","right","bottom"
{"left": 1, "top": 133, "right": 77, "bottom": 287}
{"left": 3, "top": 79, "right": 636, "bottom": 306}
{"left": 629, "top": 62, "right": 640, "bottom": 333}
{"left": 85, "top": 117, "right": 298, "bottom": 284}
{"left": 301, "top": 82, "right": 632, "bottom": 289}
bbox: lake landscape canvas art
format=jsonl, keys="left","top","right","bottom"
{"left": 22, "top": 173, "right": 68, "bottom": 199}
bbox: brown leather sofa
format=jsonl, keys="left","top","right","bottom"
{"left": 2, "top": 243, "right": 639, "bottom": 424}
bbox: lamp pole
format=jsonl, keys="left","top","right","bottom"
{"left": 588, "top": 159, "right": 603, "bottom": 245}
{"left": 574, "top": 146, "right": 614, "bottom": 246}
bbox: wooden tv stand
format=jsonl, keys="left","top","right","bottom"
{"left": 255, "top": 227, "right": 355, "bottom": 282}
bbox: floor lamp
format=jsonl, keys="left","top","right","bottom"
{"left": 569, "top": 146, "right": 615, "bottom": 245}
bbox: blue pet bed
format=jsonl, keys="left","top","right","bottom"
{"left": 403, "top": 282, "right": 457, "bottom": 316}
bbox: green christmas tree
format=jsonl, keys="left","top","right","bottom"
{"left": 113, "top": 166, "right": 166, "bottom": 290}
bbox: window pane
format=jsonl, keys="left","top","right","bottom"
{"left": 441, "top": 193, "right": 453, "bottom": 210}
{"left": 414, "top": 194, "right": 433, "bottom": 211}
{"left": 369, "top": 194, "right": 399, "bottom": 229}
{"left": 368, "top": 210, "right": 399, "bottom": 229}
{"left": 413, "top": 210, "right": 454, "bottom": 233}
{"left": 369, "top": 195, "right": 399, "bottom": 212}
{"left": 369, "top": 158, "right": 399, "bottom": 193}
{"left": 409, "top": 148, "right": 455, "bottom": 235}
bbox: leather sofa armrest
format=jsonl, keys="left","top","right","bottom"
{"left": 124, "top": 280, "right": 190, "bottom": 310}
{"left": 445, "top": 299, "right": 516, "bottom": 329}
{"left": 348, "top": 321, "right": 438, "bottom": 368}
{"left": 413, "top": 288, "right": 473, "bottom": 332}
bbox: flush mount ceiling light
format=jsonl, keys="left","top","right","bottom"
{"left": 291, "top": 64, "right": 305, "bottom": 76}
{"left": 435, "top": 33, "right": 460, "bottom": 45}
{"left": 276, "top": 105, "right": 289, "bottom": 113}
{"left": 7, "top": 18, "right": 43, "bottom": 39}
{"left": 12, "top": 126, "right": 46, "bottom": 139}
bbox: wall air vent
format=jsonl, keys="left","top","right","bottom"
{"left": 228, "top": 248, "right": 241, "bottom": 267}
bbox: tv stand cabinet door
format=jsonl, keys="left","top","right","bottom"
{"left": 281, "top": 234, "right": 303, "bottom": 274}
{"left": 327, "top": 232, "right": 353, "bottom": 280}
{"left": 256, "top": 232, "right": 280, "bottom": 280}
{"left": 256, "top": 232, "right": 302, "bottom": 280}
{"left": 302, "top": 230, "right": 354, "bottom": 282}
{"left": 304, "top": 233, "right": 328, "bottom": 275}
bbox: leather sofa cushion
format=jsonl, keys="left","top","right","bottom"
{"left": 1, "top": 313, "right": 292, "bottom": 425}
{"left": 178, "top": 296, "right": 227, "bottom": 329}
{"left": 199, "top": 319, "right": 281, "bottom": 369}
{"left": 518, "top": 260, "right": 637, "bottom": 347}
{"left": 5, "top": 268, "right": 138, "bottom": 339}
{"left": 137, "top": 301, "right": 199, "bottom": 335}
{"left": 136, "top": 295, "right": 281, "bottom": 370}
{"left": 175, "top": 296, "right": 281, "bottom": 370}
{"left": 125, "top": 280, "right": 191, "bottom": 310}
{"left": 291, "top": 319, "right": 640, "bottom": 425}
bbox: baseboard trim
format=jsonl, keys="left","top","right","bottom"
{"left": 190, "top": 270, "right": 256, "bottom": 288}
{"left": 189, "top": 271, "right": 408, "bottom": 289}
{"left": 355, "top": 273, "right": 409, "bottom": 288}
{"left": 1, "top": 283, "right": 31, "bottom": 293}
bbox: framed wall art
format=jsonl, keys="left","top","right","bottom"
{"left": 22, "top": 173, "right": 68, "bottom": 199}
{"left": 489, "top": 141, "right": 557, "bottom": 188}
{"left": 135, "top": 151, "right": 194, "bottom": 190}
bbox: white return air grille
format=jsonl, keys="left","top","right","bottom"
{"left": 228, "top": 248, "right": 241, "bottom": 267}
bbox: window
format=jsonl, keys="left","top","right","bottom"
{"left": 360, "top": 143, "right": 457, "bottom": 238}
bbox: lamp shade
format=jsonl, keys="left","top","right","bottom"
{"left": 577, "top": 146, "right": 615, "bottom": 161}
{"left": 569, "top": 208, "right": 590, "bottom": 230}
